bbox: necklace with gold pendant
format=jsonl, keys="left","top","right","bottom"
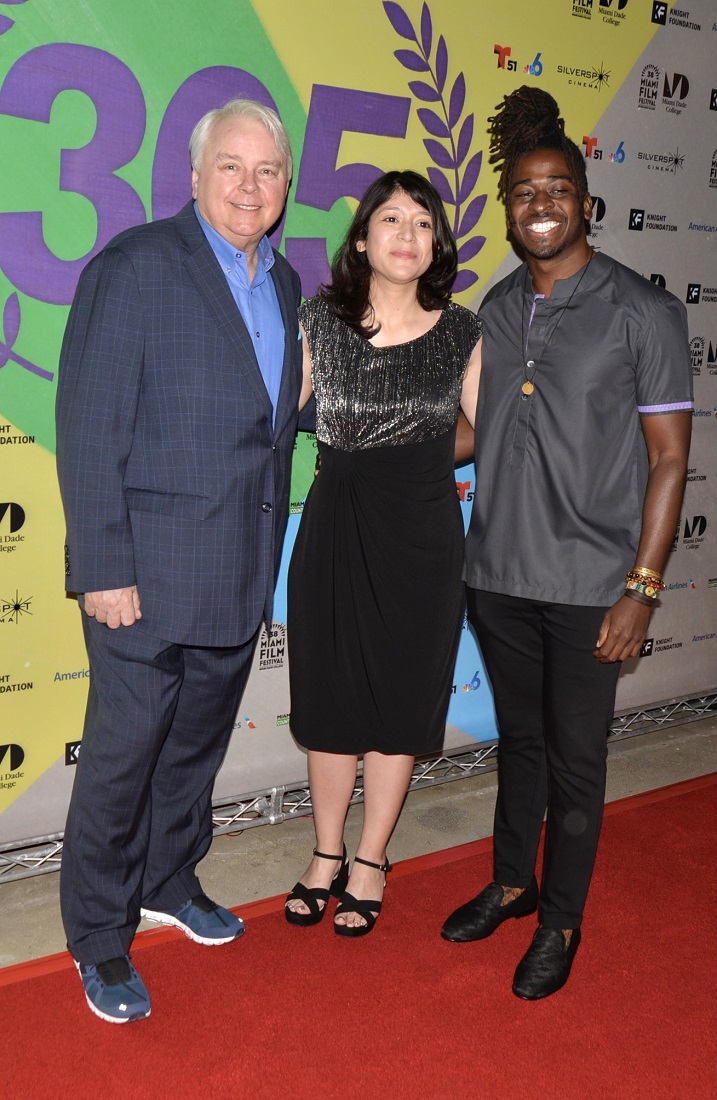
{"left": 520, "top": 250, "right": 594, "bottom": 399}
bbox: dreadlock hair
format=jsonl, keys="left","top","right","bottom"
{"left": 487, "top": 85, "right": 589, "bottom": 211}
{"left": 319, "top": 170, "right": 457, "bottom": 339}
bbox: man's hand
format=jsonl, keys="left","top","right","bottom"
{"left": 84, "top": 587, "right": 141, "bottom": 629}
{"left": 593, "top": 595, "right": 652, "bottom": 663}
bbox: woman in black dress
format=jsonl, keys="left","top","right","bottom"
{"left": 286, "top": 171, "right": 482, "bottom": 935}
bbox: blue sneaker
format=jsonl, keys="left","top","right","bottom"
{"left": 141, "top": 892, "right": 245, "bottom": 945}
{"left": 75, "top": 955, "right": 151, "bottom": 1024}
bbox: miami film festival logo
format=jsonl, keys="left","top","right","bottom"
{"left": 638, "top": 64, "right": 660, "bottom": 110}
{"left": 690, "top": 336, "right": 704, "bottom": 376}
{"left": 572, "top": 0, "right": 593, "bottom": 20}
{"left": 259, "top": 621, "right": 286, "bottom": 670}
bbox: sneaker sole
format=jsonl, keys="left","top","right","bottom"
{"left": 140, "top": 907, "right": 245, "bottom": 946}
{"left": 75, "top": 961, "right": 150, "bottom": 1024}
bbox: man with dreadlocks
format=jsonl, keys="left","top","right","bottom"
{"left": 441, "top": 86, "right": 692, "bottom": 999}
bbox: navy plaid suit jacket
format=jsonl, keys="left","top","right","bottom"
{"left": 56, "top": 201, "right": 303, "bottom": 647}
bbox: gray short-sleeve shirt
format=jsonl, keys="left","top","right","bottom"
{"left": 463, "top": 250, "right": 693, "bottom": 606}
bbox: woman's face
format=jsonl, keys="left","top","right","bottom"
{"left": 357, "top": 190, "right": 435, "bottom": 288}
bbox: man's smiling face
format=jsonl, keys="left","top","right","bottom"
{"left": 508, "top": 148, "right": 592, "bottom": 263}
{"left": 192, "top": 115, "right": 289, "bottom": 255}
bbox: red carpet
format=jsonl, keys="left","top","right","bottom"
{"left": 4, "top": 775, "right": 715, "bottom": 1100}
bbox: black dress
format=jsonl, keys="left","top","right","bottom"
{"left": 288, "top": 298, "right": 482, "bottom": 756}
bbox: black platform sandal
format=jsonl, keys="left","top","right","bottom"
{"left": 334, "top": 855, "right": 392, "bottom": 938}
{"left": 285, "top": 845, "right": 349, "bottom": 926}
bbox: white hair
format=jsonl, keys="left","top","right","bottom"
{"left": 189, "top": 98, "right": 292, "bottom": 178}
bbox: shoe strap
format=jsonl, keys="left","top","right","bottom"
{"left": 335, "top": 891, "right": 383, "bottom": 917}
{"left": 353, "top": 855, "right": 392, "bottom": 874}
{"left": 313, "top": 846, "right": 346, "bottom": 863}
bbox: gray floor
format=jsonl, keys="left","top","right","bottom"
{"left": 1, "top": 715, "right": 714, "bottom": 970}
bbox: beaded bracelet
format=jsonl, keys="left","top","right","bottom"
{"left": 626, "top": 567, "right": 664, "bottom": 586}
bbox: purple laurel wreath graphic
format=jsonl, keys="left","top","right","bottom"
{"left": 384, "top": 0, "right": 485, "bottom": 292}
{"left": 0, "top": 293, "right": 54, "bottom": 380}
{"left": 0, "top": 0, "right": 29, "bottom": 36}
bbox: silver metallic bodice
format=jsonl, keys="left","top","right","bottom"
{"left": 299, "top": 298, "right": 482, "bottom": 451}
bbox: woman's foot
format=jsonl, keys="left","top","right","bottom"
{"left": 285, "top": 847, "right": 348, "bottom": 925}
{"left": 334, "top": 855, "right": 391, "bottom": 934}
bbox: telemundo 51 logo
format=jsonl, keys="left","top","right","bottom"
{"left": 583, "top": 136, "right": 625, "bottom": 162}
{"left": 493, "top": 45, "right": 543, "bottom": 77}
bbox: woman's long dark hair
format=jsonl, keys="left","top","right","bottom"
{"left": 320, "top": 170, "right": 457, "bottom": 338}
{"left": 488, "top": 85, "right": 589, "bottom": 210}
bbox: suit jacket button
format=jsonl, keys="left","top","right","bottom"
{"left": 261, "top": 502, "right": 272, "bottom": 513}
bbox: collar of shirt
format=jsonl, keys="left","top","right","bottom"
{"left": 193, "top": 202, "right": 285, "bottom": 426}
{"left": 194, "top": 202, "right": 275, "bottom": 286}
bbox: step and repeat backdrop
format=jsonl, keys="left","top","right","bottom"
{"left": 1, "top": 0, "right": 715, "bottom": 844}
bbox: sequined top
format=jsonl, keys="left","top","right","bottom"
{"left": 299, "top": 298, "right": 482, "bottom": 451}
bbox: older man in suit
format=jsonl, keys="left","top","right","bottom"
{"left": 56, "top": 99, "right": 303, "bottom": 1023}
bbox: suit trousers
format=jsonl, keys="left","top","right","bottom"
{"left": 466, "top": 588, "right": 621, "bottom": 930}
{"left": 60, "top": 614, "right": 258, "bottom": 964}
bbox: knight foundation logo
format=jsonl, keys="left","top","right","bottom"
{"left": 638, "top": 64, "right": 659, "bottom": 110}
{"left": 710, "top": 150, "right": 717, "bottom": 189}
{"left": 651, "top": 2, "right": 667, "bottom": 24}
{"left": 259, "top": 621, "right": 286, "bottom": 670}
{"left": 628, "top": 208, "right": 677, "bottom": 233}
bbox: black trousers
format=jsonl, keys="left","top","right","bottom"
{"left": 60, "top": 614, "right": 258, "bottom": 964}
{"left": 467, "top": 589, "right": 621, "bottom": 929}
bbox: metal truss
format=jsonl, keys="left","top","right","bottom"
{"left": 1, "top": 692, "right": 714, "bottom": 883}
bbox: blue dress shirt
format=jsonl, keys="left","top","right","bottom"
{"left": 194, "top": 203, "right": 285, "bottom": 424}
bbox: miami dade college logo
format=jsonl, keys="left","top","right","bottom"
{"left": 0, "top": 743, "right": 25, "bottom": 771}
{"left": 662, "top": 71, "right": 689, "bottom": 114}
{"left": 0, "top": 502, "right": 25, "bottom": 533}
